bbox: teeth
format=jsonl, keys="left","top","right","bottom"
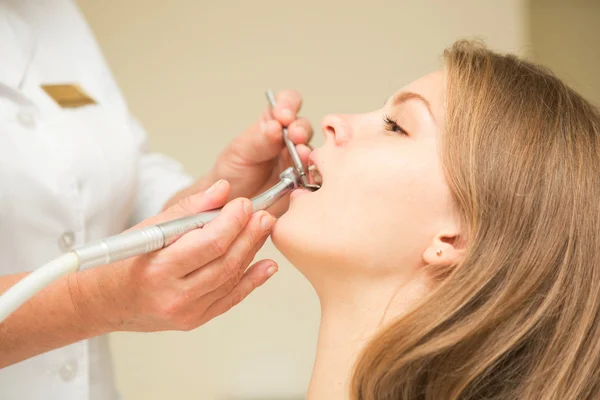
{"left": 308, "top": 164, "right": 323, "bottom": 186}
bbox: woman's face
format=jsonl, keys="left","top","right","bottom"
{"left": 272, "top": 71, "right": 460, "bottom": 285}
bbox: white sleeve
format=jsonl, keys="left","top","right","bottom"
{"left": 127, "top": 117, "right": 194, "bottom": 226}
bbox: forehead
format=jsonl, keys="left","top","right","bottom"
{"left": 392, "top": 70, "right": 445, "bottom": 123}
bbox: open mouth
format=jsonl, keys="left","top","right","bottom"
{"left": 308, "top": 161, "right": 323, "bottom": 187}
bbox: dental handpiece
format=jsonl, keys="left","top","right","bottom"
{"left": 0, "top": 167, "right": 302, "bottom": 322}
{"left": 76, "top": 166, "right": 302, "bottom": 270}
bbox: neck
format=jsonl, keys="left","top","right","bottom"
{"left": 306, "top": 271, "right": 429, "bottom": 400}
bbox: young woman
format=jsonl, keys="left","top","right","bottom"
{"left": 273, "top": 41, "right": 600, "bottom": 400}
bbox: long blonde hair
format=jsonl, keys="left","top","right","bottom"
{"left": 351, "top": 41, "right": 600, "bottom": 399}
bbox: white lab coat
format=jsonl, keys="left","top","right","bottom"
{"left": 0, "top": 1, "right": 194, "bottom": 399}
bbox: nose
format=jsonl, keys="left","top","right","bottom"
{"left": 321, "top": 114, "right": 351, "bottom": 146}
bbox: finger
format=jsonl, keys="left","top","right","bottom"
{"left": 275, "top": 143, "right": 312, "bottom": 174}
{"left": 260, "top": 107, "right": 274, "bottom": 123}
{"left": 264, "top": 119, "right": 284, "bottom": 148}
{"left": 162, "top": 197, "right": 253, "bottom": 276}
{"left": 129, "top": 180, "right": 231, "bottom": 230}
{"left": 296, "top": 144, "right": 312, "bottom": 167}
{"left": 178, "top": 210, "right": 275, "bottom": 292}
{"left": 198, "top": 260, "right": 278, "bottom": 324}
{"left": 272, "top": 90, "right": 302, "bottom": 126}
{"left": 246, "top": 118, "right": 295, "bottom": 162}
{"left": 287, "top": 117, "right": 313, "bottom": 145}
{"left": 229, "top": 119, "right": 282, "bottom": 165}
{"left": 198, "top": 230, "right": 270, "bottom": 303}
{"left": 264, "top": 134, "right": 312, "bottom": 173}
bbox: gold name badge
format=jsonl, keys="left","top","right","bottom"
{"left": 41, "top": 84, "right": 97, "bottom": 108}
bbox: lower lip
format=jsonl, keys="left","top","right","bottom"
{"left": 290, "top": 188, "right": 313, "bottom": 200}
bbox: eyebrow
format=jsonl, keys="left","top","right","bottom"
{"left": 387, "top": 91, "right": 436, "bottom": 124}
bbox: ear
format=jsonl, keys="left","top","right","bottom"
{"left": 422, "top": 230, "right": 466, "bottom": 267}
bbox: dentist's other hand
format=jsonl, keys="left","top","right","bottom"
{"left": 210, "top": 90, "right": 313, "bottom": 216}
{"left": 74, "top": 180, "right": 277, "bottom": 332}
{"left": 167, "top": 90, "right": 313, "bottom": 217}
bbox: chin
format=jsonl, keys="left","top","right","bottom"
{"left": 271, "top": 211, "right": 306, "bottom": 266}
{"left": 271, "top": 205, "right": 329, "bottom": 285}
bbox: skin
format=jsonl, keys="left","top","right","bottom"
{"left": 272, "top": 72, "right": 466, "bottom": 399}
{"left": 0, "top": 90, "right": 313, "bottom": 368}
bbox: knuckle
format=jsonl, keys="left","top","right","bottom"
{"left": 175, "top": 196, "right": 195, "bottom": 214}
{"left": 159, "top": 297, "right": 182, "bottom": 320}
{"left": 227, "top": 291, "right": 244, "bottom": 311}
{"left": 202, "top": 266, "right": 220, "bottom": 286}
{"left": 158, "top": 292, "right": 190, "bottom": 322}
{"left": 217, "top": 268, "right": 244, "bottom": 298}
{"left": 234, "top": 201, "right": 250, "bottom": 228}
{"left": 246, "top": 234, "right": 260, "bottom": 256}
{"left": 219, "top": 277, "right": 237, "bottom": 295}
{"left": 232, "top": 267, "right": 245, "bottom": 285}
{"left": 249, "top": 275, "right": 261, "bottom": 290}
{"left": 223, "top": 199, "right": 248, "bottom": 230}
{"left": 243, "top": 227, "right": 258, "bottom": 249}
{"left": 222, "top": 254, "right": 244, "bottom": 277}
{"left": 208, "top": 234, "right": 228, "bottom": 256}
{"left": 144, "top": 265, "right": 166, "bottom": 285}
{"left": 179, "top": 284, "right": 195, "bottom": 302}
{"left": 246, "top": 276, "right": 261, "bottom": 295}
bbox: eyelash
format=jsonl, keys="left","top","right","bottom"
{"left": 383, "top": 114, "right": 408, "bottom": 136}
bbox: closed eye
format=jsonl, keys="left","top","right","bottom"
{"left": 383, "top": 114, "right": 409, "bottom": 136}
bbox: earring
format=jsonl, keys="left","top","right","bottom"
{"left": 436, "top": 249, "right": 443, "bottom": 256}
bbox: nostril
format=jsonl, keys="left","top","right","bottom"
{"left": 321, "top": 114, "right": 350, "bottom": 146}
{"left": 323, "top": 124, "right": 335, "bottom": 138}
{"left": 321, "top": 114, "right": 340, "bottom": 139}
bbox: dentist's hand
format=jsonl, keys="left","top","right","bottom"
{"left": 78, "top": 180, "right": 277, "bottom": 332}
{"left": 210, "top": 90, "right": 313, "bottom": 216}
{"left": 167, "top": 90, "right": 313, "bottom": 217}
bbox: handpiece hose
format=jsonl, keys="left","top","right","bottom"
{"left": 0, "top": 167, "right": 301, "bottom": 323}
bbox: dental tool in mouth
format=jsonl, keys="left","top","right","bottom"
{"left": 308, "top": 164, "right": 323, "bottom": 186}
{"left": 265, "top": 89, "right": 321, "bottom": 192}
{"left": 0, "top": 167, "right": 303, "bottom": 323}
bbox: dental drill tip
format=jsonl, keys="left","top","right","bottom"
{"left": 300, "top": 174, "right": 311, "bottom": 186}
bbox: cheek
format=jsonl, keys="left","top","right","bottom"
{"left": 273, "top": 145, "right": 450, "bottom": 273}
{"left": 341, "top": 150, "right": 442, "bottom": 246}
{"left": 340, "top": 146, "right": 436, "bottom": 213}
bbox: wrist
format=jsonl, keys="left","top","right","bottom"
{"left": 66, "top": 266, "right": 125, "bottom": 335}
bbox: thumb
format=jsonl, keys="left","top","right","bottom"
{"left": 228, "top": 118, "right": 284, "bottom": 166}
{"left": 132, "top": 180, "right": 231, "bottom": 229}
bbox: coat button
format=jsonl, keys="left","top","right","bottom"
{"left": 16, "top": 110, "right": 36, "bottom": 129}
{"left": 58, "top": 231, "right": 76, "bottom": 252}
{"left": 58, "top": 359, "right": 78, "bottom": 382}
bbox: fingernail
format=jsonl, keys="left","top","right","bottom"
{"left": 261, "top": 214, "right": 274, "bottom": 231}
{"left": 205, "top": 179, "right": 223, "bottom": 194}
{"left": 266, "top": 265, "right": 278, "bottom": 277}
{"left": 281, "top": 108, "right": 293, "bottom": 120}
{"left": 243, "top": 200, "right": 253, "bottom": 215}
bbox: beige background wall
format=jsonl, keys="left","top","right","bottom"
{"left": 527, "top": 0, "right": 600, "bottom": 106}
{"left": 76, "top": 1, "right": 528, "bottom": 399}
